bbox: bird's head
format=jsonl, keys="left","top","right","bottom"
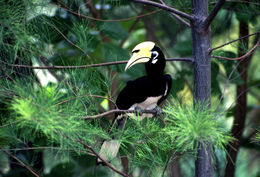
{"left": 125, "top": 41, "right": 166, "bottom": 77}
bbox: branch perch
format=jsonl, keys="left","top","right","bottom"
{"left": 72, "top": 133, "right": 129, "bottom": 177}
{"left": 0, "top": 146, "right": 40, "bottom": 177}
{"left": 210, "top": 31, "right": 260, "bottom": 52}
{"left": 52, "top": 1, "right": 162, "bottom": 22}
{"left": 0, "top": 57, "right": 194, "bottom": 70}
{"left": 83, "top": 109, "right": 161, "bottom": 120}
{"left": 202, "top": 0, "right": 226, "bottom": 30}
{"left": 212, "top": 41, "right": 259, "bottom": 60}
{"left": 159, "top": 0, "right": 190, "bottom": 27}
{"left": 132, "top": 0, "right": 194, "bottom": 21}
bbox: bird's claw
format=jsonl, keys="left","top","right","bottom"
{"left": 135, "top": 106, "right": 143, "bottom": 117}
{"left": 153, "top": 107, "right": 163, "bottom": 117}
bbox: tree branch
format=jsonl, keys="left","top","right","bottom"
{"left": 210, "top": 31, "right": 260, "bottom": 52}
{"left": 52, "top": 1, "right": 162, "bottom": 22}
{"left": 0, "top": 57, "right": 193, "bottom": 70}
{"left": 72, "top": 133, "right": 129, "bottom": 177}
{"left": 159, "top": 0, "right": 190, "bottom": 27}
{"left": 212, "top": 41, "right": 259, "bottom": 60}
{"left": 201, "top": 0, "right": 226, "bottom": 30}
{"left": 83, "top": 109, "right": 161, "bottom": 120}
{"left": 132, "top": 0, "right": 194, "bottom": 21}
{"left": 0, "top": 146, "right": 40, "bottom": 177}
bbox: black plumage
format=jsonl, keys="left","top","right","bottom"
{"left": 116, "top": 45, "right": 172, "bottom": 111}
{"left": 97, "top": 42, "right": 172, "bottom": 165}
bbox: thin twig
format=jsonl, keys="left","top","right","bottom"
{"left": 45, "top": 21, "right": 89, "bottom": 57}
{"left": 215, "top": 41, "right": 259, "bottom": 110}
{"left": 0, "top": 119, "right": 24, "bottom": 128}
{"left": 210, "top": 0, "right": 260, "bottom": 6}
{"left": 132, "top": 0, "right": 194, "bottom": 21}
{"left": 159, "top": 0, "right": 190, "bottom": 27}
{"left": 72, "top": 133, "right": 129, "bottom": 177}
{"left": 225, "top": 83, "right": 260, "bottom": 115}
{"left": 212, "top": 41, "right": 259, "bottom": 60}
{"left": 83, "top": 109, "right": 160, "bottom": 120}
{"left": 66, "top": 81, "right": 88, "bottom": 115}
{"left": 202, "top": 0, "right": 226, "bottom": 30}
{"left": 5, "top": 147, "right": 92, "bottom": 155}
{"left": 0, "top": 57, "right": 194, "bottom": 70}
{"left": 53, "top": 1, "right": 162, "bottom": 22}
{"left": 0, "top": 146, "right": 40, "bottom": 177}
{"left": 210, "top": 31, "right": 260, "bottom": 52}
{"left": 216, "top": 57, "right": 245, "bottom": 110}
{"left": 54, "top": 94, "right": 117, "bottom": 109}
{"left": 161, "top": 151, "right": 173, "bottom": 177}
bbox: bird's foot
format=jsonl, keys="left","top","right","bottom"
{"left": 152, "top": 107, "right": 163, "bottom": 117}
{"left": 134, "top": 106, "right": 143, "bottom": 117}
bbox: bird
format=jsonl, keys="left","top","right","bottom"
{"left": 97, "top": 41, "right": 172, "bottom": 165}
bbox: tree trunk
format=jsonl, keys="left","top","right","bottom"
{"left": 191, "top": 0, "right": 213, "bottom": 177}
{"left": 224, "top": 20, "right": 250, "bottom": 177}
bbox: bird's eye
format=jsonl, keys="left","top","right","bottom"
{"left": 132, "top": 49, "right": 140, "bottom": 54}
{"left": 152, "top": 51, "right": 159, "bottom": 59}
{"left": 151, "top": 51, "right": 159, "bottom": 64}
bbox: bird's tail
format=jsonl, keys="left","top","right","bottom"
{"left": 96, "top": 140, "right": 121, "bottom": 165}
{"left": 97, "top": 115, "right": 126, "bottom": 165}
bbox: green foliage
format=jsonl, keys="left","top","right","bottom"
{"left": 99, "top": 101, "right": 233, "bottom": 175}
{"left": 1, "top": 0, "right": 260, "bottom": 176}
{"left": 120, "top": 118, "right": 171, "bottom": 169}
{"left": 100, "top": 22, "right": 128, "bottom": 40}
{"left": 163, "top": 100, "right": 232, "bottom": 153}
{"left": 212, "top": 51, "right": 244, "bottom": 84}
{"left": 256, "top": 130, "right": 260, "bottom": 142}
{"left": 2, "top": 68, "right": 111, "bottom": 155}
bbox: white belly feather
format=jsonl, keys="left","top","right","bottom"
{"left": 127, "top": 95, "right": 162, "bottom": 120}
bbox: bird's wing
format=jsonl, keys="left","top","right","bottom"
{"left": 158, "top": 74, "right": 172, "bottom": 105}
{"left": 116, "top": 75, "right": 171, "bottom": 110}
{"left": 116, "top": 76, "right": 153, "bottom": 110}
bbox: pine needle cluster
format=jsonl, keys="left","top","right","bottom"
{"left": 1, "top": 68, "right": 110, "bottom": 154}
{"left": 101, "top": 100, "right": 233, "bottom": 174}
{"left": 163, "top": 101, "right": 232, "bottom": 153}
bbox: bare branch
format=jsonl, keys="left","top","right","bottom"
{"left": 0, "top": 57, "right": 193, "bottom": 70}
{"left": 0, "top": 146, "right": 40, "bottom": 177}
{"left": 83, "top": 109, "right": 160, "bottom": 120}
{"left": 211, "top": 0, "right": 260, "bottom": 6}
{"left": 159, "top": 0, "right": 190, "bottom": 27}
{"left": 72, "top": 133, "right": 129, "bottom": 177}
{"left": 52, "top": 1, "right": 162, "bottom": 22}
{"left": 167, "top": 57, "right": 194, "bottom": 62}
{"left": 210, "top": 31, "right": 260, "bottom": 52}
{"left": 201, "top": 0, "right": 226, "bottom": 30}
{"left": 132, "top": 0, "right": 194, "bottom": 21}
{"left": 45, "top": 21, "right": 89, "bottom": 57}
{"left": 212, "top": 41, "right": 259, "bottom": 60}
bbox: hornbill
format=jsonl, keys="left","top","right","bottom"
{"left": 97, "top": 41, "right": 172, "bottom": 165}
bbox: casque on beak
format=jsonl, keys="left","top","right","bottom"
{"left": 125, "top": 41, "right": 155, "bottom": 71}
{"left": 125, "top": 52, "right": 151, "bottom": 71}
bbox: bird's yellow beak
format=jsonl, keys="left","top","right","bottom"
{"left": 125, "top": 41, "right": 155, "bottom": 71}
